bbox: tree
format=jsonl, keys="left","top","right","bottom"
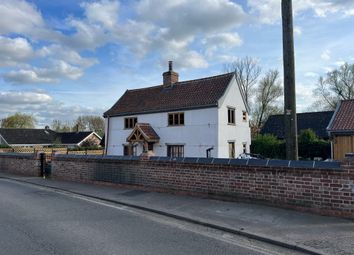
{"left": 252, "top": 70, "right": 283, "bottom": 130}
{"left": 224, "top": 56, "right": 261, "bottom": 107}
{"left": 313, "top": 62, "right": 354, "bottom": 110}
{"left": 51, "top": 119, "right": 72, "bottom": 132}
{"left": 1, "top": 113, "right": 37, "bottom": 128}
{"left": 73, "top": 115, "right": 104, "bottom": 136}
{"left": 298, "top": 129, "right": 318, "bottom": 144}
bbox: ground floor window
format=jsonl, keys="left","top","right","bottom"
{"left": 167, "top": 145, "right": 184, "bottom": 157}
{"left": 243, "top": 143, "right": 247, "bottom": 153}
{"left": 123, "top": 144, "right": 137, "bottom": 156}
{"left": 228, "top": 141, "right": 235, "bottom": 158}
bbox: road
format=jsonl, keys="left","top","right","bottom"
{"left": 0, "top": 178, "right": 304, "bottom": 255}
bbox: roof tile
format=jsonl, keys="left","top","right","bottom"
{"left": 104, "top": 73, "right": 234, "bottom": 117}
{"left": 261, "top": 111, "right": 334, "bottom": 139}
{"left": 328, "top": 99, "right": 354, "bottom": 132}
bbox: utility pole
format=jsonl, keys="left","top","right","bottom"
{"left": 282, "top": 0, "right": 298, "bottom": 160}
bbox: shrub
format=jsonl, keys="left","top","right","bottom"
{"left": 251, "top": 134, "right": 285, "bottom": 159}
{"left": 252, "top": 130, "right": 331, "bottom": 160}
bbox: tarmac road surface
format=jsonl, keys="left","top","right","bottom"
{"left": 0, "top": 178, "right": 305, "bottom": 255}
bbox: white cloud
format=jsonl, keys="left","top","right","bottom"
{"left": 304, "top": 72, "right": 319, "bottom": 78}
{"left": 131, "top": 0, "right": 248, "bottom": 68}
{"left": 0, "top": 36, "right": 34, "bottom": 67}
{"left": 37, "top": 44, "right": 98, "bottom": 68}
{"left": 4, "top": 70, "right": 54, "bottom": 84}
{"left": 203, "top": 33, "right": 243, "bottom": 55}
{"left": 3, "top": 60, "right": 84, "bottom": 84}
{"left": 81, "top": 0, "right": 119, "bottom": 29}
{"left": 296, "top": 83, "right": 316, "bottom": 112}
{"left": 321, "top": 49, "right": 331, "bottom": 60}
{"left": 0, "top": 91, "right": 52, "bottom": 105}
{"left": 136, "top": 0, "right": 247, "bottom": 40}
{"left": 0, "top": 0, "right": 104, "bottom": 85}
{"left": 0, "top": 0, "right": 44, "bottom": 35}
{"left": 0, "top": 90, "right": 105, "bottom": 127}
{"left": 247, "top": 0, "right": 354, "bottom": 24}
{"left": 294, "top": 26, "right": 302, "bottom": 36}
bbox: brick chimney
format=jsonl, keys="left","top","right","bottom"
{"left": 163, "top": 61, "right": 178, "bottom": 87}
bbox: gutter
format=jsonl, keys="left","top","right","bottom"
{"left": 104, "top": 104, "right": 218, "bottom": 118}
{"left": 104, "top": 117, "right": 110, "bottom": 155}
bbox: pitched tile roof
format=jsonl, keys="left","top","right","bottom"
{"left": 137, "top": 123, "right": 160, "bottom": 141}
{"left": 327, "top": 99, "right": 354, "bottom": 133}
{"left": 0, "top": 128, "right": 99, "bottom": 145}
{"left": 260, "top": 111, "right": 334, "bottom": 139}
{"left": 0, "top": 128, "right": 57, "bottom": 145}
{"left": 127, "top": 123, "right": 160, "bottom": 142}
{"left": 59, "top": 131, "right": 94, "bottom": 144}
{"left": 104, "top": 72, "right": 234, "bottom": 117}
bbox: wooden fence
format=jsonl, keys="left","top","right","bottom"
{"left": 0, "top": 147, "right": 104, "bottom": 156}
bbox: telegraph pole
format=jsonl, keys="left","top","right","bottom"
{"left": 282, "top": 0, "right": 298, "bottom": 160}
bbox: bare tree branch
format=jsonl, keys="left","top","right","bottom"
{"left": 313, "top": 62, "right": 354, "bottom": 110}
{"left": 224, "top": 56, "right": 261, "bottom": 107}
{"left": 252, "top": 70, "right": 283, "bottom": 130}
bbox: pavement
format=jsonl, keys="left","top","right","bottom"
{"left": 1, "top": 173, "right": 353, "bottom": 255}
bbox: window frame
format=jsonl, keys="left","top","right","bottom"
{"left": 167, "top": 145, "right": 184, "bottom": 157}
{"left": 228, "top": 141, "right": 235, "bottom": 158}
{"left": 242, "top": 143, "right": 247, "bottom": 153}
{"left": 242, "top": 111, "right": 247, "bottom": 122}
{"left": 124, "top": 117, "right": 137, "bottom": 129}
{"left": 123, "top": 144, "right": 137, "bottom": 156}
{"left": 168, "top": 112, "right": 185, "bottom": 126}
{"left": 227, "top": 107, "right": 235, "bottom": 125}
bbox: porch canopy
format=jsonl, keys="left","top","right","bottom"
{"left": 127, "top": 123, "right": 160, "bottom": 145}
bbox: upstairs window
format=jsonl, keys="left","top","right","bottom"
{"left": 168, "top": 112, "right": 184, "bottom": 126}
{"left": 124, "top": 117, "right": 137, "bottom": 129}
{"left": 242, "top": 111, "right": 247, "bottom": 121}
{"left": 227, "top": 107, "right": 235, "bottom": 125}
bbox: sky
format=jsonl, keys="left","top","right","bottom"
{"left": 1, "top": 0, "right": 354, "bottom": 127}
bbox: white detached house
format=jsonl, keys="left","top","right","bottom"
{"left": 104, "top": 62, "right": 251, "bottom": 158}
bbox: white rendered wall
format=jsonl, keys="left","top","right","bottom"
{"left": 217, "top": 77, "right": 251, "bottom": 158}
{"left": 106, "top": 107, "right": 218, "bottom": 157}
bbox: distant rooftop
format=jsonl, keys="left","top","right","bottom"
{"left": 260, "top": 111, "right": 334, "bottom": 139}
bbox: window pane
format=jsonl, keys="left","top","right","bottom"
{"left": 174, "top": 114, "right": 179, "bottom": 125}
{"left": 180, "top": 113, "right": 184, "bottom": 125}
{"left": 228, "top": 142, "right": 235, "bottom": 158}
{"left": 228, "top": 108, "right": 235, "bottom": 124}
{"left": 168, "top": 114, "right": 173, "bottom": 125}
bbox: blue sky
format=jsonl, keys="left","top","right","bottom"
{"left": 1, "top": 0, "right": 354, "bottom": 127}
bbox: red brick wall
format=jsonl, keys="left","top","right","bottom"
{"left": 0, "top": 154, "right": 41, "bottom": 176}
{"left": 51, "top": 156, "right": 354, "bottom": 219}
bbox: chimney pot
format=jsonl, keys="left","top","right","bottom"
{"left": 169, "top": 61, "right": 173, "bottom": 71}
{"left": 163, "top": 61, "right": 178, "bottom": 87}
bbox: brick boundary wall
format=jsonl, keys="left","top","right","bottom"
{"left": 50, "top": 155, "right": 354, "bottom": 219}
{"left": 0, "top": 153, "right": 41, "bottom": 177}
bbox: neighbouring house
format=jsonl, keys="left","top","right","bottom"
{"left": 0, "top": 127, "right": 102, "bottom": 148}
{"left": 103, "top": 61, "right": 251, "bottom": 158}
{"left": 260, "top": 111, "right": 334, "bottom": 140}
{"left": 327, "top": 99, "right": 354, "bottom": 160}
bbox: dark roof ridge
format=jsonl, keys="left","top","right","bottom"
{"left": 176, "top": 72, "right": 234, "bottom": 85}
{"left": 269, "top": 110, "right": 334, "bottom": 117}
{"left": 0, "top": 128, "right": 53, "bottom": 131}
{"left": 126, "top": 72, "right": 234, "bottom": 92}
